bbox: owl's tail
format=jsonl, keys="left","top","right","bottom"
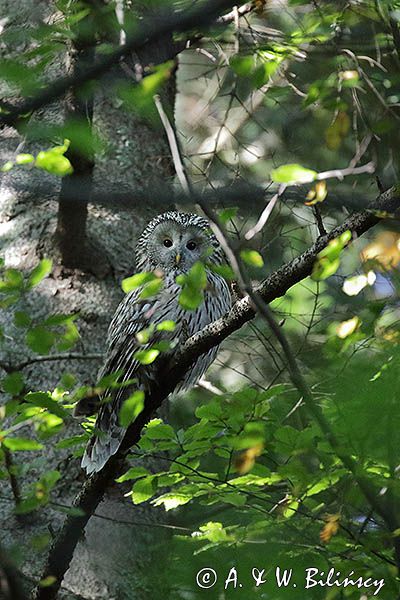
{"left": 81, "top": 394, "right": 126, "bottom": 475}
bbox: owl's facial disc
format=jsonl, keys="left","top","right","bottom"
{"left": 149, "top": 221, "right": 212, "bottom": 273}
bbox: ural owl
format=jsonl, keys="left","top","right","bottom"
{"left": 81, "top": 211, "right": 232, "bottom": 473}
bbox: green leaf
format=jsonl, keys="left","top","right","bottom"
{"left": 116, "top": 466, "right": 149, "bottom": 483}
{"left": 139, "top": 278, "right": 163, "bottom": 299}
{"left": 252, "top": 60, "right": 280, "bottom": 88}
{"left": 56, "top": 434, "right": 87, "bottom": 449}
{"left": 152, "top": 492, "right": 192, "bottom": 511}
{"left": 14, "top": 310, "right": 31, "bottom": 327}
{"left": 156, "top": 320, "right": 176, "bottom": 332}
{"left": 177, "top": 261, "right": 207, "bottom": 310}
{"left": 57, "top": 319, "right": 80, "bottom": 351}
{"left": 119, "top": 61, "right": 173, "bottom": 120}
{"left": 1, "top": 161, "right": 13, "bottom": 172}
{"left": 0, "top": 268, "right": 24, "bottom": 292}
{"left": 26, "top": 326, "right": 55, "bottom": 354}
{"left": 230, "top": 55, "right": 254, "bottom": 77}
{"left": 311, "top": 230, "right": 352, "bottom": 281}
{"left": 131, "top": 475, "right": 156, "bottom": 504}
{"left": 2, "top": 437, "right": 43, "bottom": 451}
{"left": 195, "top": 521, "right": 232, "bottom": 543}
{"left": 134, "top": 348, "right": 160, "bottom": 365}
{"left": 28, "top": 258, "right": 52, "bottom": 288}
{"left": 41, "top": 469, "right": 61, "bottom": 489}
{"left": 121, "top": 272, "right": 160, "bottom": 293}
{"left": 195, "top": 402, "right": 223, "bottom": 420}
{"left": 240, "top": 249, "right": 264, "bottom": 268}
{"left": 119, "top": 390, "right": 145, "bottom": 427}
{"left": 271, "top": 163, "right": 317, "bottom": 184}
{"left": 35, "top": 140, "right": 73, "bottom": 177}
{"left": 218, "top": 207, "right": 238, "bottom": 225}
{"left": 15, "top": 153, "right": 34, "bottom": 165}
{"left": 39, "top": 576, "right": 57, "bottom": 588}
{"left": 25, "top": 391, "right": 69, "bottom": 418}
{"left": 143, "top": 423, "right": 175, "bottom": 440}
{"left": 15, "top": 496, "right": 43, "bottom": 514}
{"left": 2, "top": 372, "right": 24, "bottom": 395}
{"left": 207, "top": 263, "right": 236, "bottom": 280}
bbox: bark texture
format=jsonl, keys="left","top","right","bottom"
{"left": 0, "top": 1, "right": 177, "bottom": 598}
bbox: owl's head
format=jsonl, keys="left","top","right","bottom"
{"left": 136, "top": 212, "right": 224, "bottom": 273}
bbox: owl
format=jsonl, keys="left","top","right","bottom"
{"left": 81, "top": 211, "right": 232, "bottom": 473}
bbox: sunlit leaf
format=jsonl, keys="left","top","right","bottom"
{"left": 134, "top": 348, "right": 160, "bottom": 365}
{"left": 311, "top": 230, "right": 351, "bottom": 281}
{"left": 156, "top": 320, "right": 176, "bottom": 332}
{"left": 35, "top": 140, "right": 73, "bottom": 177}
{"left": 336, "top": 316, "right": 360, "bottom": 339}
{"left": 152, "top": 492, "right": 192, "bottom": 511}
{"left": 131, "top": 476, "right": 156, "bottom": 504}
{"left": 240, "top": 249, "right": 264, "bottom": 267}
{"left": 28, "top": 258, "right": 52, "bottom": 288}
{"left": 15, "top": 153, "right": 34, "bottom": 165}
{"left": 122, "top": 271, "right": 160, "bottom": 293}
{"left": 271, "top": 163, "right": 317, "bottom": 184}
{"left": 2, "top": 437, "right": 43, "bottom": 451}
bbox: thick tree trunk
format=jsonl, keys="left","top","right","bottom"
{"left": 55, "top": 7, "right": 95, "bottom": 271}
{"left": 0, "top": 1, "right": 178, "bottom": 598}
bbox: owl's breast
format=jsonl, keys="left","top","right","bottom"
{"left": 153, "top": 272, "right": 231, "bottom": 342}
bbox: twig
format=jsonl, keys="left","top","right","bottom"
{"left": 3, "top": 353, "right": 103, "bottom": 373}
{"left": 2, "top": 447, "right": 21, "bottom": 508}
{"left": 245, "top": 184, "right": 286, "bottom": 240}
{"left": 312, "top": 205, "right": 327, "bottom": 236}
{"left": 315, "top": 161, "right": 375, "bottom": 182}
{"left": 154, "top": 95, "right": 190, "bottom": 195}
{"left": 217, "top": 2, "right": 253, "bottom": 23}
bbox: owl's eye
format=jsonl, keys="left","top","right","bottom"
{"left": 186, "top": 241, "right": 197, "bottom": 251}
{"left": 163, "top": 238, "right": 173, "bottom": 248}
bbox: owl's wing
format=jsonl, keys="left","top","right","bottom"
{"left": 101, "top": 289, "right": 152, "bottom": 383}
{"left": 82, "top": 289, "right": 161, "bottom": 473}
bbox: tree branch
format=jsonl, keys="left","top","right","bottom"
{"left": 32, "top": 184, "right": 400, "bottom": 600}
{"left": 0, "top": 0, "right": 247, "bottom": 128}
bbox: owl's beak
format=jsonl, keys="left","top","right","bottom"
{"left": 175, "top": 253, "right": 181, "bottom": 265}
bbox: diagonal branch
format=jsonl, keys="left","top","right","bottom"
{"left": 33, "top": 185, "right": 400, "bottom": 600}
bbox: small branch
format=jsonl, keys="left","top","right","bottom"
{"left": 154, "top": 94, "right": 190, "bottom": 195}
{"left": 2, "top": 446, "right": 21, "bottom": 508}
{"left": 217, "top": 2, "right": 253, "bottom": 23}
{"left": 312, "top": 205, "right": 327, "bottom": 236}
{"left": 2, "top": 353, "right": 103, "bottom": 373}
{"left": 315, "top": 161, "right": 375, "bottom": 182}
{"left": 245, "top": 184, "right": 286, "bottom": 240}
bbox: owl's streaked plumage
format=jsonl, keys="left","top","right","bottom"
{"left": 81, "top": 211, "right": 232, "bottom": 474}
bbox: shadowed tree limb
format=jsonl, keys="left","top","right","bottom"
{"left": 32, "top": 185, "right": 400, "bottom": 600}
